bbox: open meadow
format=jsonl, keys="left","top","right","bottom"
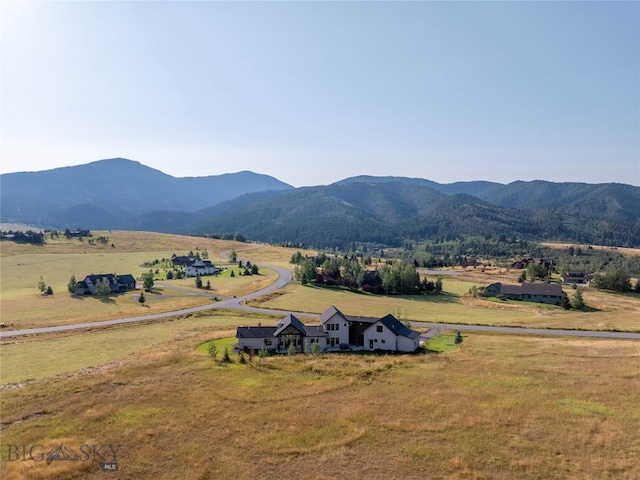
{"left": 0, "top": 232, "right": 276, "bottom": 329}
{"left": 1, "top": 231, "right": 639, "bottom": 479}
{"left": 1, "top": 329, "right": 638, "bottom": 479}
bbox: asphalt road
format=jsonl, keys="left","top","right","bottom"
{"left": 2, "top": 262, "right": 639, "bottom": 341}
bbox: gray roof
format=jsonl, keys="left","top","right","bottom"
{"left": 320, "top": 305, "right": 348, "bottom": 324}
{"left": 520, "top": 282, "right": 563, "bottom": 296}
{"left": 274, "top": 314, "right": 307, "bottom": 336}
{"left": 117, "top": 274, "right": 136, "bottom": 284}
{"left": 236, "top": 326, "right": 277, "bottom": 339}
{"left": 346, "top": 315, "right": 378, "bottom": 325}
{"left": 378, "top": 314, "right": 421, "bottom": 339}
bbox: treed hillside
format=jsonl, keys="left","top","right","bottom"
{"left": 130, "top": 181, "right": 640, "bottom": 250}
{"left": 3, "top": 160, "right": 639, "bottom": 249}
{"left": 337, "top": 176, "right": 640, "bottom": 222}
{"left": 0, "top": 158, "right": 293, "bottom": 228}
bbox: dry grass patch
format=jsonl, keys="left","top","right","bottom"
{"left": 1, "top": 333, "right": 638, "bottom": 479}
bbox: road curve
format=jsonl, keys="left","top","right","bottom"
{"left": 0, "top": 266, "right": 294, "bottom": 338}
{"left": 1, "top": 263, "right": 639, "bottom": 341}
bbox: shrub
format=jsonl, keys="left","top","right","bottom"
{"left": 222, "top": 347, "right": 231, "bottom": 363}
{"left": 207, "top": 342, "right": 217, "bottom": 361}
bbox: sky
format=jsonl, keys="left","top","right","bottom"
{"left": 1, "top": 1, "right": 639, "bottom": 187}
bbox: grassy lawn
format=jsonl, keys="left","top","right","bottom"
{"left": 0, "top": 238, "right": 280, "bottom": 329}
{"left": 245, "top": 280, "right": 640, "bottom": 332}
{"left": 1, "top": 331, "right": 638, "bottom": 479}
{"left": 0, "top": 310, "right": 280, "bottom": 385}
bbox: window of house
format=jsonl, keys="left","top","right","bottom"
{"left": 264, "top": 340, "right": 272, "bottom": 346}
{"left": 335, "top": 324, "right": 339, "bottom": 330}
{"left": 375, "top": 339, "right": 378, "bottom": 343}
{"left": 376, "top": 325, "right": 383, "bottom": 333}
{"left": 381, "top": 339, "right": 385, "bottom": 343}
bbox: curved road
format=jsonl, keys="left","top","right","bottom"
{"left": 1, "top": 262, "right": 639, "bottom": 341}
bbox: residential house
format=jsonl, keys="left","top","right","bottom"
{"left": 236, "top": 306, "right": 421, "bottom": 353}
{"left": 185, "top": 260, "right": 218, "bottom": 277}
{"left": 560, "top": 272, "right": 593, "bottom": 285}
{"left": 484, "top": 282, "right": 566, "bottom": 305}
{"left": 75, "top": 273, "right": 137, "bottom": 295}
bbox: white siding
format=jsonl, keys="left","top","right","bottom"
{"left": 363, "top": 322, "right": 397, "bottom": 351}
{"left": 237, "top": 337, "right": 274, "bottom": 351}
{"left": 397, "top": 335, "right": 419, "bottom": 353}
{"left": 322, "top": 313, "right": 350, "bottom": 345}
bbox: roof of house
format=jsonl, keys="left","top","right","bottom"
{"left": 236, "top": 326, "right": 278, "bottom": 339}
{"left": 377, "top": 314, "right": 421, "bottom": 339}
{"left": 320, "top": 305, "right": 348, "bottom": 324}
{"left": 118, "top": 274, "right": 136, "bottom": 284}
{"left": 305, "top": 326, "right": 328, "bottom": 337}
{"left": 274, "top": 313, "right": 307, "bottom": 336}
{"left": 520, "top": 282, "right": 564, "bottom": 296}
{"left": 500, "top": 284, "right": 522, "bottom": 296}
{"left": 85, "top": 274, "right": 118, "bottom": 284}
{"left": 345, "top": 315, "right": 378, "bottom": 325}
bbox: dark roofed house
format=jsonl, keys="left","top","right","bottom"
{"left": 561, "top": 272, "right": 593, "bottom": 285}
{"left": 484, "top": 282, "right": 565, "bottom": 305}
{"left": 117, "top": 274, "right": 137, "bottom": 291}
{"left": 236, "top": 306, "right": 421, "bottom": 354}
{"left": 75, "top": 273, "right": 136, "bottom": 295}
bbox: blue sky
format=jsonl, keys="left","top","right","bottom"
{"left": 2, "top": 1, "right": 638, "bottom": 187}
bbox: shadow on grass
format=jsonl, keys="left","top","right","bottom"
{"left": 576, "top": 305, "right": 601, "bottom": 313}
{"left": 304, "top": 285, "right": 460, "bottom": 304}
{"left": 99, "top": 297, "right": 116, "bottom": 304}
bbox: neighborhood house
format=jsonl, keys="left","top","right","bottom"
{"left": 236, "top": 306, "right": 421, "bottom": 353}
{"left": 171, "top": 254, "right": 219, "bottom": 277}
{"left": 484, "top": 282, "right": 566, "bottom": 305}
{"left": 75, "top": 274, "right": 137, "bottom": 295}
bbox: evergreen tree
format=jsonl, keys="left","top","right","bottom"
{"left": 67, "top": 275, "right": 77, "bottom": 294}
{"left": 571, "top": 289, "right": 585, "bottom": 310}
{"left": 434, "top": 276, "right": 443, "bottom": 294}
{"left": 230, "top": 270, "right": 235, "bottom": 278}
{"left": 38, "top": 276, "right": 46, "bottom": 294}
{"left": 142, "top": 271, "right": 154, "bottom": 291}
{"left": 207, "top": 342, "right": 217, "bottom": 361}
{"left": 222, "top": 347, "right": 231, "bottom": 363}
{"left": 230, "top": 250, "right": 237, "bottom": 262}
{"left": 138, "top": 292, "right": 146, "bottom": 305}
{"left": 195, "top": 276, "right": 203, "bottom": 288}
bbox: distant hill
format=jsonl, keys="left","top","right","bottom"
{"left": 0, "top": 158, "right": 293, "bottom": 229}
{"left": 3, "top": 162, "right": 639, "bottom": 249}
{"left": 336, "top": 176, "right": 640, "bottom": 223}
{"left": 129, "top": 180, "right": 640, "bottom": 249}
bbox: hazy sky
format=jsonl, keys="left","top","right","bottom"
{"left": 1, "top": 1, "right": 639, "bottom": 187}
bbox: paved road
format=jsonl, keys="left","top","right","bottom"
{"left": 2, "top": 259, "right": 639, "bottom": 341}
{"left": 0, "top": 265, "right": 295, "bottom": 338}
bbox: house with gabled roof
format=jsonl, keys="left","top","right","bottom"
{"left": 75, "top": 273, "right": 137, "bottom": 295}
{"left": 484, "top": 282, "right": 565, "bottom": 305}
{"left": 185, "top": 260, "right": 218, "bottom": 277}
{"left": 236, "top": 306, "right": 422, "bottom": 353}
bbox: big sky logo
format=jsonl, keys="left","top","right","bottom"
{"left": 4, "top": 443, "right": 122, "bottom": 472}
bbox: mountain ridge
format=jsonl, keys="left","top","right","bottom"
{"left": 2, "top": 159, "right": 639, "bottom": 249}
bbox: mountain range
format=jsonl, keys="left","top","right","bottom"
{"left": 2, "top": 158, "right": 639, "bottom": 249}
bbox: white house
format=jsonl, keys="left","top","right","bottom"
{"left": 236, "top": 306, "right": 421, "bottom": 353}
{"left": 185, "top": 260, "right": 218, "bottom": 277}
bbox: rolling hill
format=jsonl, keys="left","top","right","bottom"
{"left": 0, "top": 158, "right": 293, "bottom": 229}
{"left": 3, "top": 161, "right": 639, "bottom": 249}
